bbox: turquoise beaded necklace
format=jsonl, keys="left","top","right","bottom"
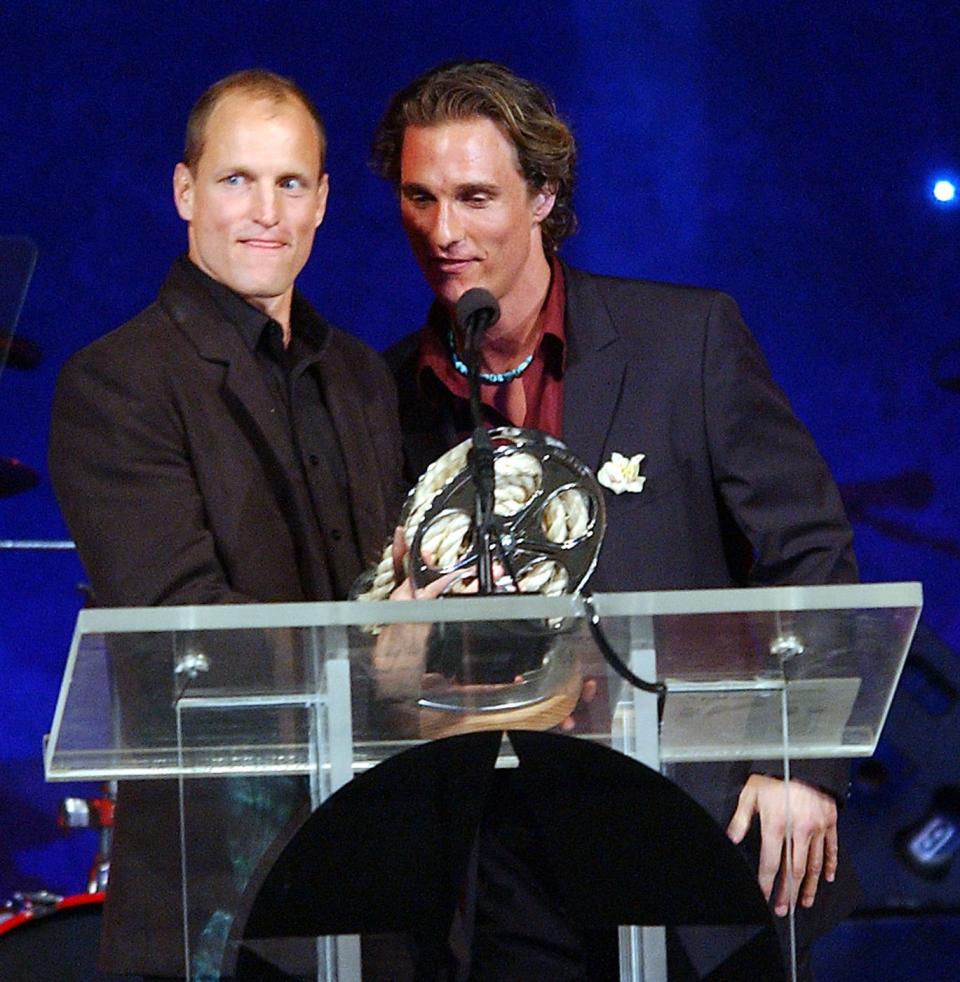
{"left": 447, "top": 326, "right": 534, "bottom": 384}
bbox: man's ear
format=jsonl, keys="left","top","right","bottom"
{"left": 315, "top": 173, "right": 330, "bottom": 228}
{"left": 531, "top": 181, "right": 557, "bottom": 225}
{"left": 173, "top": 162, "right": 195, "bottom": 221}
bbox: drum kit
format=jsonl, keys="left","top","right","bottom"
{"left": 0, "top": 789, "right": 114, "bottom": 980}
{"left": 1, "top": 236, "right": 104, "bottom": 976}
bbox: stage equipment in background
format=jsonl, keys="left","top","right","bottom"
{"left": 932, "top": 339, "right": 960, "bottom": 394}
{"left": 0, "top": 786, "right": 114, "bottom": 980}
{"left": 0, "top": 457, "right": 39, "bottom": 497}
{"left": 0, "top": 236, "right": 41, "bottom": 493}
{"left": 0, "top": 891, "right": 106, "bottom": 981}
{"left": 836, "top": 457, "right": 960, "bottom": 910}
{"left": 840, "top": 469, "right": 960, "bottom": 560}
{"left": 0, "top": 333, "right": 41, "bottom": 370}
{"left": 843, "top": 621, "right": 960, "bottom": 910}
{"left": 0, "top": 236, "right": 39, "bottom": 376}
{"left": 896, "top": 786, "right": 960, "bottom": 881}
{"left": 58, "top": 786, "right": 115, "bottom": 895}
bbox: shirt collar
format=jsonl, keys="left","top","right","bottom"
{"left": 416, "top": 257, "right": 567, "bottom": 397}
{"left": 175, "top": 254, "right": 326, "bottom": 359}
{"left": 539, "top": 256, "right": 567, "bottom": 376}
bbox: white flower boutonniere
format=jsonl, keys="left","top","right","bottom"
{"left": 597, "top": 452, "right": 647, "bottom": 495}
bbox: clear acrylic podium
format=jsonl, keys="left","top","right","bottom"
{"left": 44, "top": 582, "right": 921, "bottom": 980}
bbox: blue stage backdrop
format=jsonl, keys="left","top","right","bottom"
{"left": 1, "top": 0, "right": 958, "bottom": 916}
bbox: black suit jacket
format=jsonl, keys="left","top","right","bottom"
{"left": 49, "top": 258, "right": 403, "bottom": 975}
{"left": 387, "top": 262, "right": 861, "bottom": 950}
{"left": 389, "top": 262, "right": 855, "bottom": 595}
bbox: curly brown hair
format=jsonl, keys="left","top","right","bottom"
{"left": 184, "top": 69, "right": 327, "bottom": 176}
{"left": 371, "top": 60, "right": 577, "bottom": 253}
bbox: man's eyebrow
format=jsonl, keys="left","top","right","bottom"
{"left": 457, "top": 182, "right": 498, "bottom": 195}
{"left": 400, "top": 181, "right": 500, "bottom": 198}
{"left": 279, "top": 170, "right": 314, "bottom": 183}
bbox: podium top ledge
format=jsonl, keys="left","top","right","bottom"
{"left": 73, "top": 581, "right": 921, "bottom": 635}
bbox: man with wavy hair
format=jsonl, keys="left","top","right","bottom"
{"left": 374, "top": 59, "right": 858, "bottom": 980}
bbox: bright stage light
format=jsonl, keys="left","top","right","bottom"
{"left": 932, "top": 178, "right": 957, "bottom": 204}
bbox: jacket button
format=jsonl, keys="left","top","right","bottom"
{"left": 331, "top": 529, "right": 342, "bottom": 541}
{"left": 308, "top": 454, "right": 319, "bottom": 466}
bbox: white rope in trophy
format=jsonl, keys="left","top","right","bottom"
{"left": 354, "top": 427, "right": 604, "bottom": 602}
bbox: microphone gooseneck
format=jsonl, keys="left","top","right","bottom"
{"left": 456, "top": 289, "right": 501, "bottom": 594}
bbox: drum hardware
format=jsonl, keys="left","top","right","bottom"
{"left": 0, "top": 331, "right": 41, "bottom": 370}
{"left": 1, "top": 889, "right": 105, "bottom": 934}
{"left": 1, "top": 890, "right": 64, "bottom": 928}
{"left": 58, "top": 786, "right": 115, "bottom": 894}
{"left": 0, "top": 457, "right": 39, "bottom": 497}
{"left": 0, "top": 786, "right": 114, "bottom": 977}
{"left": 838, "top": 469, "right": 960, "bottom": 559}
{"left": 0, "top": 236, "right": 41, "bottom": 497}
{"left": 0, "top": 890, "right": 106, "bottom": 981}
{"left": 0, "top": 539, "right": 76, "bottom": 550}
{"left": 0, "top": 235, "right": 38, "bottom": 377}
{"left": 932, "top": 339, "right": 960, "bottom": 394}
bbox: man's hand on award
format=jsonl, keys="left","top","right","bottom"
{"left": 372, "top": 529, "right": 457, "bottom": 704}
{"left": 374, "top": 527, "right": 598, "bottom": 736}
{"left": 726, "top": 773, "right": 839, "bottom": 917}
{"left": 388, "top": 526, "right": 458, "bottom": 600}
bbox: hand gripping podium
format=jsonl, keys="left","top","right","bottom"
{"left": 44, "top": 583, "right": 921, "bottom": 981}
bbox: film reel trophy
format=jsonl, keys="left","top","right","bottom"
{"left": 410, "top": 427, "right": 605, "bottom": 595}
{"left": 354, "top": 428, "right": 607, "bottom": 734}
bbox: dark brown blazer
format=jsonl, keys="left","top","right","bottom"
{"left": 49, "top": 258, "right": 403, "bottom": 976}
{"left": 386, "top": 262, "right": 861, "bottom": 955}
{"left": 51, "top": 258, "right": 401, "bottom": 609}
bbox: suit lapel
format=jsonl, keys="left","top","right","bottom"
{"left": 159, "top": 268, "right": 299, "bottom": 476}
{"left": 316, "top": 354, "right": 388, "bottom": 564}
{"left": 221, "top": 357, "right": 300, "bottom": 474}
{"left": 561, "top": 263, "right": 627, "bottom": 472}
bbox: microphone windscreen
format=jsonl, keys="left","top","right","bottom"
{"left": 455, "top": 288, "right": 500, "bottom": 331}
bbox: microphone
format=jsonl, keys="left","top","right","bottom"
{"left": 455, "top": 288, "right": 500, "bottom": 337}
{"left": 454, "top": 288, "right": 501, "bottom": 594}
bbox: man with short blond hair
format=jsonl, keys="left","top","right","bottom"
{"left": 51, "top": 69, "right": 401, "bottom": 977}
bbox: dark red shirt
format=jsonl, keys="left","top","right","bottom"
{"left": 416, "top": 259, "right": 567, "bottom": 438}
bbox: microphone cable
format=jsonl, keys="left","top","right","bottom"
{"left": 581, "top": 590, "right": 667, "bottom": 726}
